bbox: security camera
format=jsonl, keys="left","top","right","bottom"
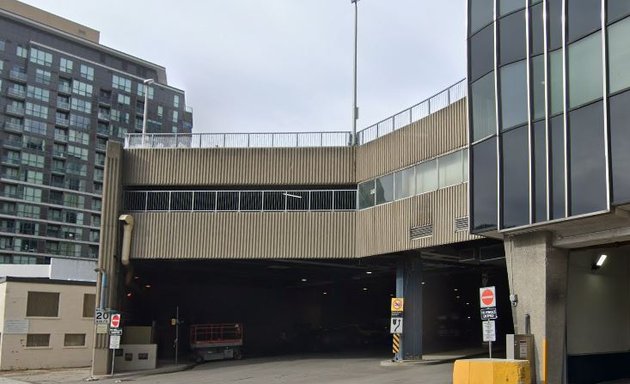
{"left": 509, "top": 294, "right": 518, "bottom": 307}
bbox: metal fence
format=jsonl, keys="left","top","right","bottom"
{"left": 124, "top": 79, "right": 467, "bottom": 149}
{"left": 355, "top": 79, "right": 466, "bottom": 145}
{"left": 125, "top": 131, "right": 353, "bottom": 149}
{"left": 124, "top": 189, "right": 357, "bottom": 212}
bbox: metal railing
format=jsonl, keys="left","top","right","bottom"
{"left": 124, "top": 189, "right": 357, "bottom": 212}
{"left": 125, "top": 131, "right": 353, "bottom": 149}
{"left": 356, "top": 79, "right": 466, "bottom": 145}
{"left": 124, "top": 78, "right": 466, "bottom": 149}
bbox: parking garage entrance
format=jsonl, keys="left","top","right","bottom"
{"left": 119, "top": 244, "right": 511, "bottom": 361}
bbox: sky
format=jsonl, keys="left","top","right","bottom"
{"left": 21, "top": 0, "right": 466, "bottom": 134}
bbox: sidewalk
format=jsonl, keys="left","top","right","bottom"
{"left": 0, "top": 362, "right": 195, "bottom": 384}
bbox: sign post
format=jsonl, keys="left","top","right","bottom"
{"left": 109, "top": 311, "right": 121, "bottom": 376}
{"left": 390, "top": 298, "right": 404, "bottom": 361}
{"left": 479, "top": 287, "right": 497, "bottom": 358}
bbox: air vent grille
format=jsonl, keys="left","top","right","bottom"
{"left": 454, "top": 216, "right": 469, "bottom": 232}
{"left": 410, "top": 224, "right": 433, "bottom": 240}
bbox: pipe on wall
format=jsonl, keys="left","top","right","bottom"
{"left": 118, "top": 214, "right": 134, "bottom": 266}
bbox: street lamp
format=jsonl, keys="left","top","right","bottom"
{"left": 351, "top": 0, "right": 360, "bottom": 146}
{"left": 141, "top": 78, "right": 154, "bottom": 146}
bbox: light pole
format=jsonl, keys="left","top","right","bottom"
{"left": 351, "top": 0, "right": 359, "bottom": 146}
{"left": 141, "top": 78, "right": 154, "bottom": 146}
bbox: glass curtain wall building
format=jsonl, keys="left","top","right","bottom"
{"left": 0, "top": 4, "right": 193, "bottom": 264}
{"left": 468, "top": 0, "right": 630, "bottom": 233}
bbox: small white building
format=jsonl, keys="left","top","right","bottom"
{"left": 0, "top": 277, "right": 96, "bottom": 370}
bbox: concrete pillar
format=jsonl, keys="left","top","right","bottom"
{"left": 395, "top": 257, "right": 423, "bottom": 360}
{"left": 504, "top": 231, "right": 568, "bottom": 384}
{"left": 91, "top": 141, "right": 124, "bottom": 375}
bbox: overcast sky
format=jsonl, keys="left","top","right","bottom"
{"left": 22, "top": 0, "right": 466, "bottom": 134}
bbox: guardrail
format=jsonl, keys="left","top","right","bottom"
{"left": 125, "top": 131, "right": 353, "bottom": 149}
{"left": 124, "top": 189, "right": 357, "bottom": 212}
{"left": 356, "top": 78, "right": 466, "bottom": 145}
{"left": 124, "top": 78, "right": 467, "bottom": 149}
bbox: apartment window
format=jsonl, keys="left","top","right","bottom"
{"left": 172, "top": 110, "right": 178, "bottom": 123}
{"left": 80, "top": 64, "right": 94, "bottom": 81}
{"left": 568, "top": 31, "right": 603, "bottom": 109}
{"left": 117, "top": 94, "right": 130, "bottom": 105}
{"left": 27, "top": 86, "right": 50, "bottom": 103}
{"left": 112, "top": 74, "right": 131, "bottom": 93}
{"left": 35, "top": 69, "right": 51, "bottom": 85}
{"left": 26, "top": 334, "right": 50, "bottom": 347}
{"left": 0, "top": 39, "right": 4, "bottom": 51}
{"left": 24, "top": 170, "right": 43, "bottom": 184}
{"left": 499, "top": 9, "right": 526, "bottom": 66}
{"left": 173, "top": 94, "right": 180, "bottom": 108}
{"left": 67, "top": 145, "right": 88, "bottom": 161}
{"left": 531, "top": 55, "right": 545, "bottom": 120}
{"left": 70, "top": 114, "right": 91, "bottom": 130}
{"left": 157, "top": 105, "right": 163, "bottom": 117}
{"left": 16, "top": 45, "right": 27, "bottom": 58}
{"left": 499, "top": 0, "right": 525, "bottom": 16}
{"left": 25, "top": 102, "right": 48, "bottom": 119}
{"left": 93, "top": 198, "right": 102, "bottom": 210}
{"left": 72, "top": 80, "right": 93, "bottom": 97}
{"left": 59, "top": 57, "right": 73, "bottom": 73}
{"left": 469, "top": 24, "right": 494, "bottom": 82}
{"left": 567, "top": 0, "right": 602, "bottom": 43}
{"left": 21, "top": 153, "right": 45, "bottom": 168}
{"left": 137, "top": 85, "right": 154, "bottom": 99}
{"left": 64, "top": 333, "right": 86, "bottom": 347}
{"left": 530, "top": 2, "right": 544, "bottom": 56}
{"left": 23, "top": 187, "right": 42, "bottom": 202}
{"left": 24, "top": 119, "right": 47, "bottom": 135}
{"left": 29, "top": 48, "right": 53, "bottom": 67}
{"left": 81, "top": 293, "right": 96, "bottom": 317}
{"left": 548, "top": 0, "right": 563, "bottom": 50}
{"left": 70, "top": 99, "right": 92, "bottom": 114}
{"left": 26, "top": 291, "right": 59, "bottom": 317}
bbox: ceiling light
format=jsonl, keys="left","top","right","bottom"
{"left": 301, "top": 278, "right": 308, "bottom": 282}
{"left": 366, "top": 271, "right": 372, "bottom": 275}
{"left": 362, "top": 287, "right": 368, "bottom": 291}
{"left": 596, "top": 254, "right": 607, "bottom": 267}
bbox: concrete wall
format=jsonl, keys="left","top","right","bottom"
{"left": 567, "top": 249, "right": 630, "bottom": 355}
{"left": 0, "top": 280, "right": 95, "bottom": 370}
{"left": 0, "top": 265, "right": 50, "bottom": 278}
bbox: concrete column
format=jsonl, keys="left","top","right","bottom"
{"left": 91, "top": 141, "right": 124, "bottom": 375}
{"left": 395, "top": 257, "right": 423, "bottom": 360}
{"left": 504, "top": 231, "right": 568, "bottom": 384}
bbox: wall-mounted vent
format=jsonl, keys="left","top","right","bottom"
{"left": 410, "top": 224, "right": 433, "bottom": 240}
{"left": 454, "top": 216, "right": 469, "bottom": 232}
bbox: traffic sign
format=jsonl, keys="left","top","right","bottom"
{"left": 480, "top": 307, "right": 498, "bottom": 320}
{"left": 109, "top": 328, "right": 123, "bottom": 336}
{"left": 109, "top": 335, "right": 120, "bottom": 349}
{"left": 390, "top": 317, "right": 403, "bottom": 334}
{"left": 110, "top": 313, "right": 121, "bottom": 328}
{"left": 95, "top": 308, "right": 110, "bottom": 325}
{"left": 482, "top": 320, "right": 496, "bottom": 342}
{"left": 479, "top": 286, "right": 496, "bottom": 308}
{"left": 391, "top": 298, "right": 404, "bottom": 312}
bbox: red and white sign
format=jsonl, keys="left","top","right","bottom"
{"left": 479, "top": 286, "right": 496, "bottom": 308}
{"left": 110, "top": 313, "right": 121, "bottom": 328}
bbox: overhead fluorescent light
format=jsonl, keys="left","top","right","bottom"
{"left": 596, "top": 254, "right": 607, "bottom": 267}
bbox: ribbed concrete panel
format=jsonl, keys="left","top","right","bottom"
{"left": 96, "top": 141, "right": 123, "bottom": 350}
{"left": 129, "top": 212, "right": 355, "bottom": 260}
{"left": 123, "top": 147, "right": 355, "bottom": 187}
{"left": 355, "top": 184, "right": 479, "bottom": 257}
{"left": 356, "top": 99, "right": 467, "bottom": 182}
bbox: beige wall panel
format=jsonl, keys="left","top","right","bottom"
{"left": 129, "top": 212, "right": 355, "bottom": 260}
{"left": 356, "top": 99, "right": 467, "bottom": 181}
{"left": 356, "top": 184, "right": 478, "bottom": 257}
{"left": 123, "top": 147, "right": 355, "bottom": 187}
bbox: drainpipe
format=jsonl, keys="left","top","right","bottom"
{"left": 118, "top": 215, "right": 134, "bottom": 266}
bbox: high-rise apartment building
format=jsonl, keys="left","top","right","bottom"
{"left": 0, "top": 0, "right": 193, "bottom": 265}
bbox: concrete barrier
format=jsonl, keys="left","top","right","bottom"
{"left": 453, "top": 358, "right": 531, "bottom": 384}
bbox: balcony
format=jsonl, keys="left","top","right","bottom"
{"left": 9, "top": 70, "right": 27, "bottom": 82}
{"left": 52, "top": 150, "right": 66, "bottom": 158}
{"left": 51, "top": 165, "right": 65, "bottom": 174}
{"left": 57, "top": 83, "right": 71, "bottom": 94}
{"left": 54, "top": 133, "right": 68, "bottom": 142}
{"left": 97, "top": 125, "right": 110, "bottom": 136}
{"left": 55, "top": 117, "right": 70, "bottom": 127}
{"left": 57, "top": 100, "right": 70, "bottom": 110}
{"left": 5, "top": 105, "right": 25, "bottom": 117}
{"left": 3, "top": 139, "right": 22, "bottom": 149}
{"left": 99, "top": 96, "right": 111, "bottom": 105}
{"left": 4, "top": 121, "right": 24, "bottom": 132}
{"left": 97, "top": 112, "right": 110, "bottom": 121}
{"left": 1, "top": 156, "right": 20, "bottom": 166}
{"left": 96, "top": 143, "right": 107, "bottom": 151}
{"left": 6, "top": 88, "right": 26, "bottom": 99}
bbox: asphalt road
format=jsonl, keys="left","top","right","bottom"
{"left": 1, "top": 354, "right": 454, "bottom": 384}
